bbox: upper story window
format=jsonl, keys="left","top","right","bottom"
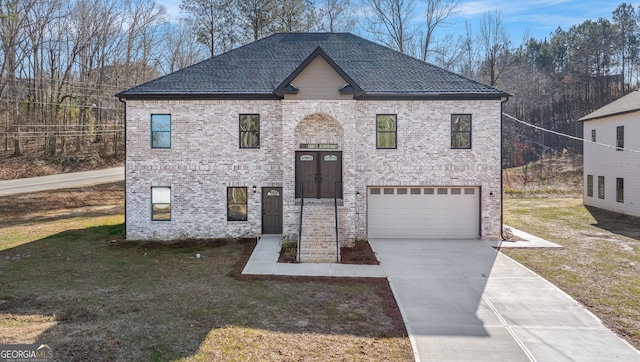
{"left": 240, "top": 114, "right": 260, "bottom": 148}
{"left": 151, "top": 187, "right": 171, "bottom": 221}
{"left": 376, "top": 114, "right": 397, "bottom": 149}
{"left": 616, "top": 126, "right": 624, "bottom": 151}
{"left": 451, "top": 114, "right": 472, "bottom": 149}
{"left": 151, "top": 114, "right": 171, "bottom": 149}
{"left": 591, "top": 129, "right": 596, "bottom": 142}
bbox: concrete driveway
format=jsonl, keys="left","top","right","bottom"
{"left": 368, "top": 239, "right": 640, "bottom": 362}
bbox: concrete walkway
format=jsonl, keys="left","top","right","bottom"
{"left": 0, "top": 167, "right": 124, "bottom": 196}
{"left": 242, "top": 236, "right": 385, "bottom": 277}
{"left": 243, "top": 235, "right": 640, "bottom": 361}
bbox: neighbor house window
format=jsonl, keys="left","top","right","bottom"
{"left": 598, "top": 176, "right": 605, "bottom": 199}
{"left": 376, "top": 114, "right": 397, "bottom": 149}
{"left": 586, "top": 175, "right": 593, "bottom": 197}
{"left": 240, "top": 114, "right": 260, "bottom": 148}
{"left": 151, "top": 114, "right": 171, "bottom": 149}
{"left": 617, "top": 126, "right": 624, "bottom": 151}
{"left": 451, "top": 114, "right": 472, "bottom": 149}
{"left": 227, "top": 187, "right": 248, "bottom": 221}
{"left": 151, "top": 187, "right": 171, "bottom": 221}
{"left": 616, "top": 178, "right": 624, "bottom": 203}
{"left": 591, "top": 129, "right": 596, "bottom": 142}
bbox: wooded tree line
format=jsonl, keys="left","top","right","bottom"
{"left": 1, "top": 0, "right": 637, "bottom": 167}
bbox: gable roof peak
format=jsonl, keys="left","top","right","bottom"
{"left": 275, "top": 46, "right": 362, "bottom": 97}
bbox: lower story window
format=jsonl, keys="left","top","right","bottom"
{"left": 616, "top": 178, "right": 624, "bottom": 203}
{"left": 586, "top": 175, "right": 593, "bottom": 197}
{"left": 598, "top": 176, "right": 605, "bottom": 199}
{"left": 151, "top": 187, "right": 171, "bottom": 221}
{"left": 228, "top": 187, "right": 248, "bottom": 221}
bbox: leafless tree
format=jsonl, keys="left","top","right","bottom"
{"left": 419, "top": 0, "right": 459, "bottom": 61}
{"left": 274, "top": 0, "right": 317, "bottom": 32}
{"left": 479, "top": 9, "right": 511, "bottom": 86}
{"left": 318, "top": 0, "right": 354, "bottom": 32}
{"left": 364, "top": 0, "right": 416, "bottom": 53}
{"left": 160, "top": 20, "right": 208, "bottom": 73}
{"left": 457, "top": 20, "right": 478, "bottom": 78}
{"left": 0, "top": 0, "right": 37, "bottom": 155}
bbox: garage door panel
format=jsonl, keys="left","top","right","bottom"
{"left": 368, "top": 186, "right": 480, "bottom": 239}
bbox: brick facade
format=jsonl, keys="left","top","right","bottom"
{"left": 125, "top": 98, "right": 502, "bottom": 241}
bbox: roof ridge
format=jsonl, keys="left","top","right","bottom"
{"left": 117, "top": 32, "right": 510, "bottom": 100}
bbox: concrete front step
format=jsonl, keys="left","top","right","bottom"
{"left": 299, "top": 254, "right": 340, "bottom": 263}
{"left": 299, "top": 204, "right": 340, "bottom": 263}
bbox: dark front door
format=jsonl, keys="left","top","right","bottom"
{"left": 295, "top": 151, "right": 342, "bottom": 198}
{"left": 262, "top": 187, "right": 283, "bottom": 234}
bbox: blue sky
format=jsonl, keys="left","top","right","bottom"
{"left": 157, "top": 0, "right": 633, "bottom": 44}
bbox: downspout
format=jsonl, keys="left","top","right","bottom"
{"left": 500, "top": 96, "right": 509, "bottom": 241}
{"left": 118, "top": 97, "right": 127, "bottom": 239}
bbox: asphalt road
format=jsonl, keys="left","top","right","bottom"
{"left": 0, "top": 167, "right": 124, "bottom": 196}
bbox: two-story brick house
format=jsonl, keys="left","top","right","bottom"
{"left": 580, "top": 90, "right": 640, "bottom": 217}
{"left": 116, "top": 33, "right": 509, "bottom": 262}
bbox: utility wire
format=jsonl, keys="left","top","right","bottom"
{"left": 502, "top": 112, "right": 640, "bottom": 154}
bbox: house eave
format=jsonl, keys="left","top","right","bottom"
{"left": 115, "top": 93, "right": 284, "bottom": 101}
{"left": 355, "top": 92, "right": 511, "bottom": 101}
{"left": 579, "top": 108, "right": 640, "bottom": 122}
{"left": 115, "top": 90, "right": 511, "bottom": 102}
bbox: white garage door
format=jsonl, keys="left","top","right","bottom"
{"left": 368, "top": 186, "right": 480, "bottom": 239}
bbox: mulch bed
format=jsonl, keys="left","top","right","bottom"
{"left": 277, "top": 239, "right": 379, "bottom": 264}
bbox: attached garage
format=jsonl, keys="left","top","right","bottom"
{"left": 367, "top": 186, "right": 480, "bottom": 239}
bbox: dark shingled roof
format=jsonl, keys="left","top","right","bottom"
{"left": 117, "top": 32, "right": 509, "bottom": 100}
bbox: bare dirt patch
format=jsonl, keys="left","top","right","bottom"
{"left": 0, "top": 182, "right": 124, "bottom": 226}
{"left": 503, "top": 152, "right": 583, "bottom": 197}
{"left": 0, "top": 153, "right": 123, "bottom": 181}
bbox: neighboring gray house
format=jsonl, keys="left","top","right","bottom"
{"left": 580, "top": 90, "right": 640, "bottom": 217}
{"left": 116, "top": 33, "right": 509, "bottom": 262}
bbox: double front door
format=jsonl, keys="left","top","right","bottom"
{"left": 295, "top": 151, "right": 342, "bottom": 199}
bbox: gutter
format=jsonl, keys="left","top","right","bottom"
{"left": 118, "top": 97, "right": 127, "bottom": 239}
{"left": 500, "top": 96, "right": 509, "bottom": 241}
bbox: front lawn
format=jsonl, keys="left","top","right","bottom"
{"left": 503, "top": 197, "right": 640, "bottom": 349}
{"left": 0, "top": 183, "right": 411, "bottom": 361}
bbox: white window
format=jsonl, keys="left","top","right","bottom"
{"left": 151, "top": 187, "right": 171, "bottom": 220}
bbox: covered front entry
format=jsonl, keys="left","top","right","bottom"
{"left": 262, "top": 187, "right": 283, "bottom": 234}
{"left": 368, "top": 186, "right": 480, "bottom": 239}
{"left": 295, "top": 151, "right": 342, "bottom": 198}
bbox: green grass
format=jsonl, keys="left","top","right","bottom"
{"left": 503, "top": 197, "right": 640, "bottom": 349}
{"left": 0, "top": 212, "right": 411, "bottom": 361}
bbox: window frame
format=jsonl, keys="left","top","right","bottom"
{"left": 616, "top": 126, "right": 624, "bottom": 151}
{"left": 591, "top": 129, "right": 596, "bottom": 142}
{"left": 239, "top": 114, "right": 260, "bottom": 149}
{"left": 227, "top": 187, "right": 248, "bottom": 221}
{"left": 376, "top": 114, "right": 397, "bottom": 149}
{"left": 598, "top": 176, "right": 605, "bottom": 199}
{"left": 616, "top": 178, "right": 624, "bottom": 203}
{"left": 451, "top": 114, "right": 472, "bottom": 149}
{"left": 150, "top": 114, "right": 171, "bottom": 149}
{"left": 586, "top": 175, "right": 593, "bottom": 197}
{"left": 151, "top": 186, "right": 171, "bottom": 221}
